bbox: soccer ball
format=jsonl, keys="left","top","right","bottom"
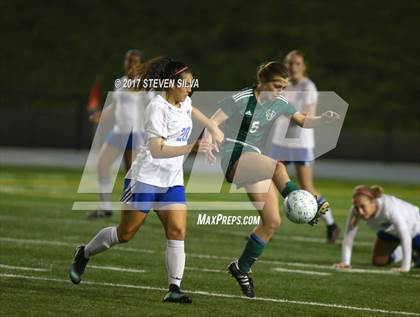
{"left": 283, "top": 190, "right": 318, "bottom": 224}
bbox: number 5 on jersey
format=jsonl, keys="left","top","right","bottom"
{"left": 249, "top": 121, "right": 260, "bottom": 133}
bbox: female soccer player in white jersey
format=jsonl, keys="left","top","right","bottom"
{"left": 267, "top": 50, "right": 340, "bottom": 243}
{"left": 69, "top": 57, "right": 224, "bottom": 303}
{"left": 335, "top": 185, "right": 420, "bottom": 272}
{"left": 88, "top": 49, "right": 147, "bottom": 218}
{"left": 205, "top": 61, "right": 340, "bottom": 297}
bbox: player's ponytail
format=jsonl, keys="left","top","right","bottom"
{"left": 256, "top": 61, "right": 289, "bottom": 83}
{"left": 140, "top": 56, "right": 190, "bottom": 90}
{"left": 370, "top": 185, "right": 384, "bottom": 198}
{"left": 352, "top": 185, "right": 384, "bottom": 200}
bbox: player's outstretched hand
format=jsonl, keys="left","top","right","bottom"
{"left": 321, "top": 111, "right": 340, "bottom": 123}
{"left": 208, "top": 124, "right": 224, "bottom": 151}
{"left": 193, "top": 139, "right": 214, "bottom": 154}
{"left": 88, "top": 111, "right": 101, "bottom": 125}
{"left": 333, "top": 263, "right": 351, "bottom": 269}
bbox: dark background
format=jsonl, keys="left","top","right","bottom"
{"left": 0, "top": 0, "right": 419, "bottom": 161}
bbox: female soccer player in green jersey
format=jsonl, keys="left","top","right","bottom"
{"left": 205, "top": 61, "right": 340, "bottom": 297}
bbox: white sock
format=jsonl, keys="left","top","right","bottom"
{"left": 322, "top": 210, "right": 335, "bottom": 226}
{"left": 84, "top": 226, "right": 119, "bottom": 258}
{"left": 166, "top": 240, "right": 185, "bottom": 288}
{"left": 390, "top": 246, "right": 403, "bottom": 263}
{"left": 98, "top": 177, "right": 112, "bottom": 210}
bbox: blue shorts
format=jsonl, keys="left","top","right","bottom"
{"left": 105, "top": 131, "right": 139, "bottom": 150}
{"left": 377, "top": 230, "right": 420, "bottom": 251}
{"left": 267, "top": 144, "right": 314, "bottom": 166}
{"left": 120, "top": 179, "right": 186, "bottom": 213}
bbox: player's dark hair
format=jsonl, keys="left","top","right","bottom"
{"left": 140, "top": 56, "right": 191, "bottom": 90}
{"left": 256, "top": 61, "right": 289, "bottom": 83}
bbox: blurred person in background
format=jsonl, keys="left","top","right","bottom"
{"left": 267, "top": 50, "right": 340, "bottom": 243}
{"left": 88, "top": 49, "right": 146, "bottom": 219}
{"left": 335, "top": 185, "right": 420, "bottom": 272}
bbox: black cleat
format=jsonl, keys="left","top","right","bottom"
{"left": 327, "top": 223, "right": 340, "bottom": 244}
{"left": 69, "top": 245, "right": 89, "bottom": 284}
{"left": 87, "top": 210, "right": 112, "bottom": 219}
{"left": 228, "top": 261, "right": 255, "bottom": 298}
{"left": 163, "top": 284, "right": 192, "bottom": 304}
{"left": 308, "top": 199, "right": 330, "bottom": 226}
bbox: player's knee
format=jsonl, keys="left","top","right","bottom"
{"left": 117, "top": 226, "right": 138, "bottom": 243}
{"left": 166, "top": 226, "right": 186, "bottom": 240}
{"left": 96, "top": 163, "right": 108, "bottom": 177}
{"left": 372, "top": 256, "right": 389, "bottom": 266}
{"left": 262, "top": 217, "right": 281, "bottom": 234}
{"left": 274, "top": 161, "right": 287, "bottom": 176}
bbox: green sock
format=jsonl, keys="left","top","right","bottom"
{"left": 238, "top": 233, "right": 266, "bottom": 273}
{"left": 281, "top": 181, "right": 299, "bottom": 198}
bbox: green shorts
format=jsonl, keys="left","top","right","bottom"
{"left": 220, "top": 141, "right": 261, "bottom": 183}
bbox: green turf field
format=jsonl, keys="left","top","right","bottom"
{"left": 0, "top": 166, "right": 419, "bottom": 317}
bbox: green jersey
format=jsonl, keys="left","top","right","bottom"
{"left": 219, "top": 87, "right": 297, "bottom": 162}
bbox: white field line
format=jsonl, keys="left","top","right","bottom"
{"left": 1, "top": 273, "right": 419, "bottom": 316}
{"left": 273, "top": 268, "right": 331, "bottom": 276}
{"left": 0, "top": 215, "right": 87, "bottom": 226}
{"left": 0, "top": 212, "right": 372, "bottom": 247}
{"left": 0, "top": 199, "right": 71, "bottom": 209}
{"left": 2, "top": 236, "right": 419, "bottom": 278}
{"left": 72, "top": 201, "right": 265, "bottom": 211}
{"left": 0, "top": 263, "right": 146, "bottom": 274}
{"left": 185, "top": 266, "right": 224, "bottom": 273}
{"left": 0, "top": 237, "right": 154, "bottom": 254}
{"left": 0, "top": 264, "right": 50, "bottom": 272}
{"left": 89, "top": 265, "right": 146, "bottom": 273}
{"left": 213, "top": 229, "right": 372, "bottom": 246}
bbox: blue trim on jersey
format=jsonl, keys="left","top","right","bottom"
{"left": 120, "top": 179, "right": 186, "bottom": 213}
{"left": 105, "top": 131, "right": 138, "bottom": 150}
{"left": 267, "top": 144, "right": 314, "bottom": 166}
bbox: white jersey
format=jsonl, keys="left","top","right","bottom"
{"left": 271, "top": 77, "right": 318, "bottom": 148}
{"left": 342, "top": 194, "right": 420, "bottom": 270}
{"left": 113, "top": 76, "right": 150, "bottom": 139}
{"left": 127, "top": 94, "right": 193, "bottom": 187}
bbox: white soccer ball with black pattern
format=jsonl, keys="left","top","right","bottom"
{"left": 283, "top": 190, "right": 318, "bottom": 224}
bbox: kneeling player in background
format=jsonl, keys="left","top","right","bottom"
{"left": 335, "top": 185, "right": 420, "bottom": 272}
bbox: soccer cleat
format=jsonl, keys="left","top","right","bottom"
{"left": 308, "top": 199, "right": 330, "bottom": 226}
{"left": 69, "top": 245, "right": 89, "bottom": 284}
{"left": 163, "top": 284, "right": 192, "bottom": 304}
{"left": 327, "top": 223, "right": 340, "bottom": 244}
{"left": 228, "top": 261, "right": 255, "bottom": 298}
{"left": 87, "top": 210, "right": 112, "bottom": 219}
